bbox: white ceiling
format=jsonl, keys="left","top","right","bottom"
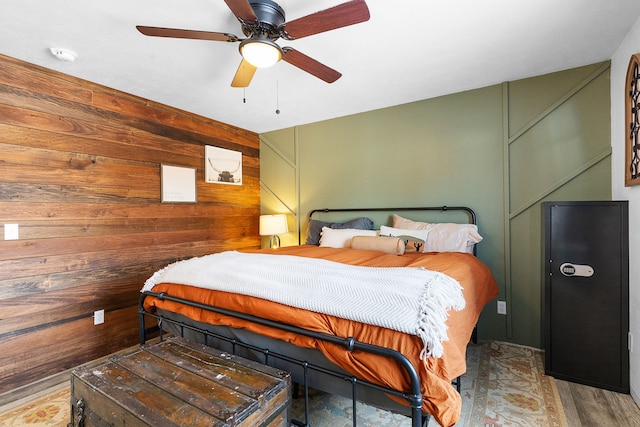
{"left": 1, "top": 1, "right": 639, "bottom": 134}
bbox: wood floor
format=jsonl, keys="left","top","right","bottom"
{"left": 557, "top": 380, "right": 640, "bottom": 426}
{"left": 2, "top": 344, "right": 640, "bottom": 426}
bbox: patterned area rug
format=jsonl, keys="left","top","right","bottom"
{"left": 0, "top": 341, "right": 567, "bottom": 427}
{"left": 288, "top": 341, "right": 567, "bottom": 426}
{"left": 0, "top": 385, "right": 69, "bottom": 426}
{"left": 465, "top": 341, "right": 567, "bottom": 427}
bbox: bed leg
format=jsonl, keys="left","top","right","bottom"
{"left": 138, "top": 309, "right": 147, "bottom": 345}
{"left": 292, "top": 382, "right": 299, "bottom": 399}
{"left": 452, "top": 376, "right": 461, "bottom": 392}
{"left": 292, "top": 362, "right": 311, "bottom": 427}
{"left": 350, "top": 378, "right": 358, "bottom": 427}
{"left": 411, "top": 406, "right": 423, "bottom": 427}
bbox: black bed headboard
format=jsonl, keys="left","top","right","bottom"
{"left": 309, "top": 206, "right": 477, "bottom": 224}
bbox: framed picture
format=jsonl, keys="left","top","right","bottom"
{"left": 625, "top": 53, "right": 640, "bottom": 186}
{"left": 205, "top": 145, "right": 242, "bottom": 185}
{"left": 161, "top": 164, "right": 197, "bottom": 203}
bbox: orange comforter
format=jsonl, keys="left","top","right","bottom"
{"left": 143, "top": 246, "right": 498, "bottom": 426}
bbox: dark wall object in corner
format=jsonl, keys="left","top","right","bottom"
{"left": 542, "top": 200, "right": 629, "bottom": 393}
{"left": 625, "top": 54, "right": 640, "bottom": 186}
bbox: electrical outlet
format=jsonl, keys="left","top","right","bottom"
{"left": 94, "top": 309, "right": 105, "bottom": 325}
{"left": 497, "top": 300, "right": 507, "bottom": 315}
{"left": 4, "top": 224, "right": 19, "bottom": 240}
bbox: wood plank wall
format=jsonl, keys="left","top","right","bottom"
{"left": 0, "top": 54, "right": 260, "bottom": 394}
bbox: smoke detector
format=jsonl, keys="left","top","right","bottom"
{"left": 49, "top": 47, "right": 77, "bottom": 62}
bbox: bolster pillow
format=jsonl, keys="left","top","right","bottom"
{"left": 351, "top": 236, "right": 405, "bottom": 255}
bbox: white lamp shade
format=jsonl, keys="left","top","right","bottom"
{"left": 259, "top": 214, "right": 288, "bottom": 236}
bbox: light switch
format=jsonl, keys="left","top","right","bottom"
{"left": 94, "top": 309, "right": 105, "bottom": 325}
{"left": 4, "top": 224, "right": 18, "bottom": 240}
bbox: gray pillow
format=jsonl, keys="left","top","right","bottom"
{"left": 331, "top": 217, "right": 374, "bottom": 230}
{"left": 305, "top": 217, "right": 374, "bottom": 245}
{"left": 305, "top": 219, "right": 331, "bottom": 245}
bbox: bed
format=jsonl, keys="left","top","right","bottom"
{"left": 139, "top": 207, "right": 499, "bottom": 427}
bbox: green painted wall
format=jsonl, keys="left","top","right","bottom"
{"left": 260, "top": 62, "right": 611, "bottom": 347}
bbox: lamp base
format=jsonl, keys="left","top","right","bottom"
{"left": 269, "top": 235, "right": 281, "bottom": 249}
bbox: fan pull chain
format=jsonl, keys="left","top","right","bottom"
{"left": 275, "top": 80, "right": 280, "bottom": 114}
{"left": 243, "top": 88, "right": 246, "bottom": 104}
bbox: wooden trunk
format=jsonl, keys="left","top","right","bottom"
{"left": 69, "top": 337, "right": 290, "bottom": 427}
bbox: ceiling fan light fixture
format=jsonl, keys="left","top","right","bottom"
{"left": 239, "top": 38, "right": 282, "bottom": 68}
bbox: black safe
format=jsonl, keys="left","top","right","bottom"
{"left": 542, "top": 201, "right": 629, "bottom": 393}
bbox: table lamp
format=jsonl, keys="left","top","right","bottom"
{"left": 259, "top": 214, "right": 288, "bottom": 248}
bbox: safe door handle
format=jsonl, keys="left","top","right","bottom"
{"left": 559, "top": 262, "right": 594, "bottom": 277}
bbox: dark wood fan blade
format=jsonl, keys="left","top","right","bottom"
{"left": 231, "top": 59, "right": 258, "bottom": 87}
{"left": 283, "top": 0, "right": 370, "bottom": 39}
{"left": 224, "top": 0, "right": 258, "bottom": 22}
{"left": 282, "top": 48, "right": 341, "bottom": 83}
{"left": 137, "top": 26, "right": 239, "bottom": 42}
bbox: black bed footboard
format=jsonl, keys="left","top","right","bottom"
{"left": 139, "top": 291, "right": 427, "bottom": 427}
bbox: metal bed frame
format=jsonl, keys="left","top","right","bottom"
{"left": 308, "top": 205, "right": 477, "bottom": 256}
{"left": 139, "top": 206, "right": 478, "bottom": 427}
{"left": 139, "top": 293, "right": 427, "bottom": 426}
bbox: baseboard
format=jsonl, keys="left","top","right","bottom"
{"left": 631, "top": 384, "right": 639, "bottom": 407}
{"left": 0, "top": 370, "right": 68, "bottom": 409}
{"left": 0, "top": 339, "right": 159, "bottom": 408}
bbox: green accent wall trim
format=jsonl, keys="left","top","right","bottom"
{"left": 260, "top": 182, "right": 295, "bottom": 215}
{"left": 259, "top": 130, "right": 300, "bottom": 247}
{"left": 505, "top": 61, "right": 611, "bottom": 346}
{"left": 510, "top": 147, "right": 611, "bottom": 220}
{"left": 508, "top": 63, "right": 610, "bottom": 143}
{"left": 260, "top": 61, "right": 612, "bottom": 347}
{"left": 502, "top": 82, "right": 514, "bottom": 339}
{"left": 501, "top": 62, "right": 612, "bottom": 341}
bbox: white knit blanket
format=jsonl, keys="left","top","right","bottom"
{"left": 143, "top": 251, "right": 465, "bottom": 358}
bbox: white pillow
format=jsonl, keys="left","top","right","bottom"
{"left": 424, "top": 223, "right": 482, "bottom": 253}
{"left": 319, "top": 227, "right": 378, "bottom": 248}
{"left": 392, "top": 214, "right": 482, "bottom": 253}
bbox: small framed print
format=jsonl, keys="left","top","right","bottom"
{"left": 625, "top": 53, "right": 640, "bottom": 186}
{"left": 205, "top": 145, "right": 242, "bottom": 185}
{"left": 161, "top": 164, "right": 197, "bottom": 203}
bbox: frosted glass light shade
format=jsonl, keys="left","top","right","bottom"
{"left": 240, "top": 39, "right": 283, "bottom": 68}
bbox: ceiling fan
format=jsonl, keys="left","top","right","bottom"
{"left": 136, "top": 0, "right": 370, "bottom": 88}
